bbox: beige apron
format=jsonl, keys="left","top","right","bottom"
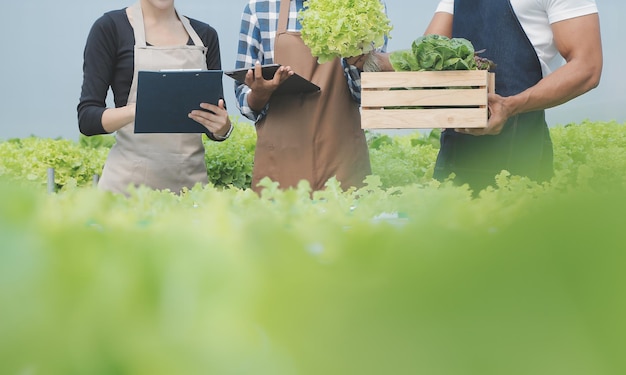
{"left": 98, "top": 2, "right": 208, "bottom": 195}
{"left": 251, "top": 0, "right": 371, "bottom": 193}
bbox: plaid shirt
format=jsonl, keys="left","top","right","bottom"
{"left": 234, "top": 0, "right": 388, "bottom": 122}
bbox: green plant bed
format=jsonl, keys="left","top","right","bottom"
{"left": 1, "top": 170, "right": 625, "bottom": 374}
{"left": 2, "top": 119, "right": 625, "bottom": 193}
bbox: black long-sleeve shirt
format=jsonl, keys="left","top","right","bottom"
{"left": 77, "top": 9, "right": 222, "bottom": 136}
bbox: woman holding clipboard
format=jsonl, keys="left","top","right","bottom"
{"left": 77, "top": 0, "right": 232, "bottom": 195}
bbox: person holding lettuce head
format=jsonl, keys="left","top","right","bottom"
{"left": 233, "top": 0, "right": 389, "bottom": 193}
{"left": 424, "top": 0, "right": 602, "bottom": 192}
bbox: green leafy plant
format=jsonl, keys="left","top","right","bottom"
{"left": 78, "top": 133, "right": 116, "bottom": 149}
{"left": 2, "top": 120, "right": 626, "bottom": 374}
{"left": 549, "top": 120, "right": 626, "bottom": 192}
{"left": 298, "top": 0, "right": 392, "bottom": 64}
{"left": 0, "top": 119, "right": 258, "bottom": 191}
{"left": 0, "top": 136, "right": 108, "bottom": 191}
{"left": 203, "top": 120, "right": 256, "bottom": 189}
{"left": 367, "top": 130, "right": 439, "bottom": 187}
{"left": 390, "top": 34, "right": 495, "bottom": 72}
{"left": 1, "top": 141, "right": 626, "bottom": 374}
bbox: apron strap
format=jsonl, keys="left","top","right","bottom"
{"left": 277, "top": 0, "right": 290, "bottom": 34}
{"left": 127, "top": 2, "right": 204, "bottom": 47}
{"left": 178, "top": 11, "right": 204, "bottom": 47}
{"left": 128, "top": 3, "right": 147, "bottom": 47}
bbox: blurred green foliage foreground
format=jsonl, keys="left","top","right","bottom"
{"left": 1, "top": 120, "right": 625, "bottom": 374}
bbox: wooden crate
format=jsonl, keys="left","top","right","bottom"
{"left": 361, "top": 70, "right": 495, "bottom": 129}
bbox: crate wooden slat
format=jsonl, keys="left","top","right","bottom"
{"left": 361, "top": 70, "right": 494, "bottom": 129}
{"left": 361, "top": 108, "right": 488, "bottom": 129}
{"left": 362, "top": 89, "right": 487, "bottom": 107}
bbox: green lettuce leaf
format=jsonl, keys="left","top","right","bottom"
{"left": 389, "top": 49, "right": 419, "bottom": 71}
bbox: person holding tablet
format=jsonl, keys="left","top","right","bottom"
{"left": 233, "top": 0, "right": 388, "bottom": 194}
{"left": 78, "top": 0, "right": 232, "bottom": 195}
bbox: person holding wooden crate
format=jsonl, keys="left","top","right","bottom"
{"left": 424, "top": 0, "right": 603, "bottom": 192}
{"left": 233, "top": 0, "right": 389, "bottom": 193}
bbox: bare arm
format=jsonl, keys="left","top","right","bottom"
{"left": 424, "top": 12, "right": 453, "bottom": 37}
{"left": 513, "top": 13, "right": 602, "bottom": 112}
{"left": 101, "top": 105, "right": 136, "bottom": 133}
{"left": 462, "top": 13, "right": 603, "bottom": 136}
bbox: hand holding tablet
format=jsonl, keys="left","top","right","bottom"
{"left": 224, "top": 64, "right": 320, "bottom": 95}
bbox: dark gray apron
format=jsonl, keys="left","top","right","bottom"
{"left": 433, "top": 0, "right": 554, "bottom": 191}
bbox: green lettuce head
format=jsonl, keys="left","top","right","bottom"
{"left": 412, "top": 34, "right": 477, "bottom": 71}
{"left": 390, "top": 34, "right": 482, "bottom": 72}
{"left": 298, "top": 0, "right": 393, "bottom": 64}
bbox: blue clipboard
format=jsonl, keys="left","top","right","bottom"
{"left": 134, "top": 70, "right": 224, "bottom": 133}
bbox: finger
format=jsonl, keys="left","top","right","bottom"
{"left": 189, "top": 110, "right": 221, "bottom": 131}
{"left": 188, "top": 112, "right": 206, "bottom": 124}
{"left": 253, "top": 61, "right": 263, "bottom": 79}
{"left": 197, "top": 103, "right": 218, "bottom": 114}
{"left": 243, "top": 69, "right": 256, "bottom": 87}
{"left": 273, "top": 66, "right": 286, "bottom": 83}
{"left": 201, "top": 102, "right": 226, "bottom": 115}
{"left": 188, "top": 110, "right": 209, "bottom": 121}
{"left": 273, "top": 70, "right": 284, "bottom": 85}
{"left": 277, "top": 69, "right": 294, "bottom": 85}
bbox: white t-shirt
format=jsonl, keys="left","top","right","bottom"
{"left": 434, "top": 0, "right": 598, "bottom": 76}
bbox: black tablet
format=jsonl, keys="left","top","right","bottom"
{"left": 224, "top": 64, "right": 320, "bottom": 95}
{"left": 134, "top": 70, "right": 224, "bottom": 133}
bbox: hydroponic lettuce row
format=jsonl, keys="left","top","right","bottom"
{"left": 1, "top": 129, "right": 625, "bottom": 374}
{"left": 298, "top": 0, "right": 392, "bottom": 64}
{"left": 390, "top": 34, "right": 496, "bottom": 72}
{"left": 1, "top": 120, "right": 625, "bottom": 192}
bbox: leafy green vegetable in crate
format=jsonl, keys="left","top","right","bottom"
{"left": 298, "top": 0, "right": 392, "bottom": 64}
{"left": 390, "top": 34, "right": 495, "bottom": 72}
{"left": 388, "top": 49, "right": 420, "bottom": 72}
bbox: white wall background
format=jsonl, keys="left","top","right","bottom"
{"left": 0, "top": 1, "right": 623, "bottom": 140}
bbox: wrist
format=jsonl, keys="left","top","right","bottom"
{"left": 247, "top": 90, "right": 272, "bottom": 112}
{"left": 213, "top": 122, "right": 233, "bottom": 140}
{"left": 363, "top": 52, "right": 381, "bottom": 72}
{"left": 503, "top": 94, "right": 524, "bottom": 118}
{"left": 346, "top": 54, "right": 367, "bottom": 71}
